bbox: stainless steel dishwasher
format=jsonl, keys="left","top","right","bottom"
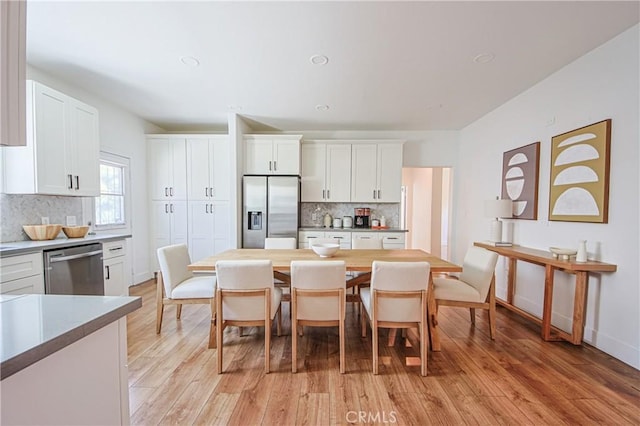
{"left": 44, "top": 243, "right": 104, "bottom": 295}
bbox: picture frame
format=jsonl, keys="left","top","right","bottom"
{"left": 548, "top": 119, "right": 611, "bottom": 223}
{"left": 501, "top": 141, "right": 540, "bottom": 220}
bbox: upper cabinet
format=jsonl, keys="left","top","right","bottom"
{"left": 351, "top": 142, "right": 403, "bottom": 203}
{"left": 244, "top": 135, "right": 302, "bottom": 175}
{"left": 147, "top": 137, "right": 187, "bottom": 200}
{"left": 0, "top": 0, "right": 26, "bottom": 147}
{"left": 301, "top": 142, "right": 351, "bottom": 202}
{"left": 186, "top": 136, "right": 230, "bottom": 201}
{"left": 2, "top": 81, "right": 100, "bottom": 196}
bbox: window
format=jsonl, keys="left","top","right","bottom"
{"left": 95, "top": 153, "right": 130, "bottom": 229}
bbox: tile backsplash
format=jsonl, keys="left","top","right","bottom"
{"left": 301, "top": 203, "right": 401, "bottom": 228}
{"left": 0, "top": 194, "right": 84, "bottom": 242}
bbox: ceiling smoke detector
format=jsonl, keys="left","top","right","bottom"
{"left": 473, "top": 53, "right": 495, "bottom": 64}
{"left": 310, "top": 54, "right": 329, "bottom": 65}
{"left": 315, "top": 104, "right": 329, "bottom": 111}
{"left": 180, "top": 56, "right": 200, "bottom": 67}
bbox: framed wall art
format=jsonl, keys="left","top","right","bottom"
{"left": 549, "top": 119, "right": 611, "bottom": 223}
{"left": 501, "top": 141, "right": 540, "bottom": 220}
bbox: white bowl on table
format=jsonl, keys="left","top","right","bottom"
{"left": 311, "top": 243, "right": 340, "bottom": 258}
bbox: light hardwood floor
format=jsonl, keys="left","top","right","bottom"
{"left": 127, "top": 279, "right": 640, "bottom": 425}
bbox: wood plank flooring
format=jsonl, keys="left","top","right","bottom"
{"left": 127, "top": 279, "right": 640, "bottom": 425}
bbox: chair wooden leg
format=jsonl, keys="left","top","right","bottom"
{"left": 421, "top": 292, "right": 428, "bottom": 377}
{"left": 276, "top": 306, "right": 282, "bottom": 337}
{"left": 339, "top": 319, "right": 345, "bottom": 374}
{"left": 292, "top": 289, "right": 298, "bottom": 373}
{"left": 361, "top": 308, "right": 367, "bottom": 338}
{"left": 469, "top": 308, "right": 475, "bottom": 325}
{"left": 239, "top": 326, "right": 244, "bottom": 337}
{"left": 216, "top": 290, "right": 223, "bottom": 374}
{"left": 372, "top": 320, "right": 379, "bottom": 375}
{"left": 156, "top": 272, "right": 164, "bottom": 334}
{"left": 265, "top": 288, "right": 271, "bottom": 374}
{"left": 489, "top": 275, "right": 496, "bottom": 340}
{"left": 208, "top": 297, "right": 217, "bottom": 349}
{"left": 176, "top": 303, "right": 182, "bottom": 319}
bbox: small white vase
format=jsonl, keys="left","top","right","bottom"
{"left": 576, "top": 240, "right": 587, "bottom": 263}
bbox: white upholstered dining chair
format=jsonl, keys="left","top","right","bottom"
{"left": 433, "top": 246, "right": 499, "bottom": 339}
{"left": 290, "top": 260, "right": 347, "bottom": 373}
{"left": 360, "top": 261, "right": 431, "bottom": 376}
{"left": 215, "top": 260, "right": 282, "bottom": 374}
{"left": 264, "top": 237, "right": 297, "bottom": 303}
{"left": 156, "top": 244, "right": 216, "bottom": 348}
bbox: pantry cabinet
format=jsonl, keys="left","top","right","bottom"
{"left": 186, "top": 136, "right": 230, "bottom": 201}
{"left": 301, "top": 142, "right": 351, "bottom": 202}
{"left": 2, "top": 81, "right": 100, "bottom": 196}
{"left": 351, "top": 143, "right": 403, "bottom": 203}
{"left": 150, "top": 200, "right": 188, "bottom": 270}
{"left": 188, "top": 201, "right": 231, "bottom": 262}
{"left": 244, "top": 135, "right": 301, "bottom": 175}
{"left": 147, "top": 137, "right": 187, "bottom": 200}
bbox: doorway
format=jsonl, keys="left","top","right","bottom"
{"left": 401, "top": 167, "right": 452, "bottom": 260}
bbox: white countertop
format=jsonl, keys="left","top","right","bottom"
{"left": 0, "top": 294, "right": 141, "bottom": 380}
{"left": 299, "top": 227, "right": 408, "bottom": 232}
{"left": 0, "top": 233, "right": 131, "bottom": 257}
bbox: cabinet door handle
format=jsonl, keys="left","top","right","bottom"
{"left": 205, "top": 187, "right": 209, "bottom": 197}
{"left": 68, "top": 174, "right": 73, "bottom": 189}
{"left": 75, "top": 175, "right": 80, "bottom": 190}
{"left": 105, "top": 265, "right": 110, "bottom": 280}
{"left": 373, "top": 189, "right": 376, "bottom": 199}
{"left": 109, "top": 247, "right": 123, "bottom": 252}
{"left": 170, "top": 204, "right": 174, "bottom": 213}
{"left": 273, "top": 161, "right": 277, "bottom": 171}
{"left": 327, "top": 190, "right": 330, "bottom": 199}
{"left": 322, "top": 189, "right": 326, "bottom": 199}
{"left": 165, "top": 204, "right": 169, "bottom": 213}
{"left": 210, "top": 187, "right": 214, "bottom": 197}
{"left": 170, "top": 187, "right": 174, "bottom": 196}
{"left": 377, "top": 189, "right": 381, "bottom": 199}
{"left": 334, "top": 236, "right": 343, "bottom": 239}
{"left": 210, "top": 204, "right": 214, "bottom": 213}
{"left": 206, "top": 204, "right": 209, "bottom": 213}
{"left": 269, "top": 161, "right": 272, "bottom": 171}
{"left": 387, "top": 237, "right": 398, "bottom": 240}
{"left": 165, "top": 187, "right": 169, "bottom": 197}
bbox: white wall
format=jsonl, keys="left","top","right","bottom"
{"left": 454, "top": 25, "right": 639, "bottom": 368}
{"left": 27, "top": 66, "right": 165, "bottom": 285}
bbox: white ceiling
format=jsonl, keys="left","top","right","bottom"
{"left": 26, "top": 1, "right": 639, "bottom": 132}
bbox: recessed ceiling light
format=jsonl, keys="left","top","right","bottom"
{"left": 310, "top": 54, "right": 329, "bottom": 65}
{"left": 180, "top": 56, "right": 200, "bottom": 67}
{"left": 473, "top": 53, "right": 495, "bottom": 64}
{"left": 228, "top": 105, "right": 243, "bottom": 111}
{"left": 315, "top": 104, "right": 329, "bottom": 111}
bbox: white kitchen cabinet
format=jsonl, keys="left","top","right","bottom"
{"left": 147, "top": 137, "right": 187, "bottom": 200}
{"left": 301, "top": 142, "right": 351, "bottom": 202}
{"left": 244, "top": 135, "right": 302, "bottom": 175}
{"left": 352, "top": 232, "right": 405, "bottom": 249}
{"left": 298, "top": 230, "right": 352, "bottom": 249}
{"left": 150, "top": 200, "right": 188, "bottom": 270}
{"left": 0, "top": 252, "right": 44, "bottom": 295}
{"left": 351, "top": 142, "right": 403, "bottom": 203}
{"left": 0, "top": 0, "right": 26, "bottom": 147}
{"left": 103, "top": 240, "right": 128, "bottom": 296}
{"left": 2, "top": 81, "right": 100, "bottom": 196}
{"left": 188, "top": 201, "right": 231, "bottom": 262}
{"left": 187, "top": 136, "right": 230, "bottom": 201}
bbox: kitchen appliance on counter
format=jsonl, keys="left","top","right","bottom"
{"left": 333, "top": 217, "right": 343, "bottom": 228}
{"left": 354, "top": 208, "right": 370, "bottom": 228}
{"left": 342, "top": 216, "right": 353, "bottom": 228}
{"left": 243, "top": 175, "right": 300, "bottom": 248}
{"left": 44, "top": 243, "right": 104, "bottom": 295}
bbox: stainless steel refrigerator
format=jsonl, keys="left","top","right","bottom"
{"left": 242, "top": 175, "right": 300, "bottom": 248}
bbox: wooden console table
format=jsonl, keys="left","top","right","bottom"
{"left": 474, "top": 242, "right": 617, "bottom": 345}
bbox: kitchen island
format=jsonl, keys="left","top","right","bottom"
{"left": 1, "top": 294, "right": 141, "bottom": 425}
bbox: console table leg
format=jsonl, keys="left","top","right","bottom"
{"left": 572, "top": 272, "right": 589, "bottom": 344}
{"left": 507, "top": 257, "right": 517, "bottom": 304}
{"left": 542, "top": 265, "right": 555, "bottom": 340}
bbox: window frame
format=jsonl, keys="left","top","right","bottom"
{"left": 93, "top": 152, "right": 131, "bottom": 231}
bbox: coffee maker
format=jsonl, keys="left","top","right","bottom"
{"left": 354, "top": 207, "right": 370, "bottom": 228}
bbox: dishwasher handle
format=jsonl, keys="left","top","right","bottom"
{"left": 49, "top": 249, "right": 103, "bottom": 263}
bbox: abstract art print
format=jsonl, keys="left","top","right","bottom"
{"left": 549, "top": 119, "right": 611, "bottom": 223}
{"left": 501, "top": 142, "right": 540, "bottom": 220}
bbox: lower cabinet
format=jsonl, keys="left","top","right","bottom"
{"left": 298, "top": 230, "right": 352, "bottom": 249}
{"left": 0, "top": 252, "right": 44, "bottom": 294}
{"left": 150, "top": 200, "right": 188, "bottom": 271}
{"left": 352, "top": 232, "right": 406, "bottom": 249}
{"left": 103, "top": 240, "right": 128, "bottom": 296}
{"left": 188, "top": 201, "right": 231, "bottom": 262}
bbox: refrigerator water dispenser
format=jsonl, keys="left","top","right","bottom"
{"left": 248, "top": 211, "right": 263, "bottom": 230}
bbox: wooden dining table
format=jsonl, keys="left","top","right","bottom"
{"left": 189, "top": 248, "right": 462, "bottom": 351}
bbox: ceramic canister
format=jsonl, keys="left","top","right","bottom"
{"left": 333, "top": 218, "right": 342, "bottom": 228}
{"left": 343, "top": 216, "right": 353, "bottom": 228}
